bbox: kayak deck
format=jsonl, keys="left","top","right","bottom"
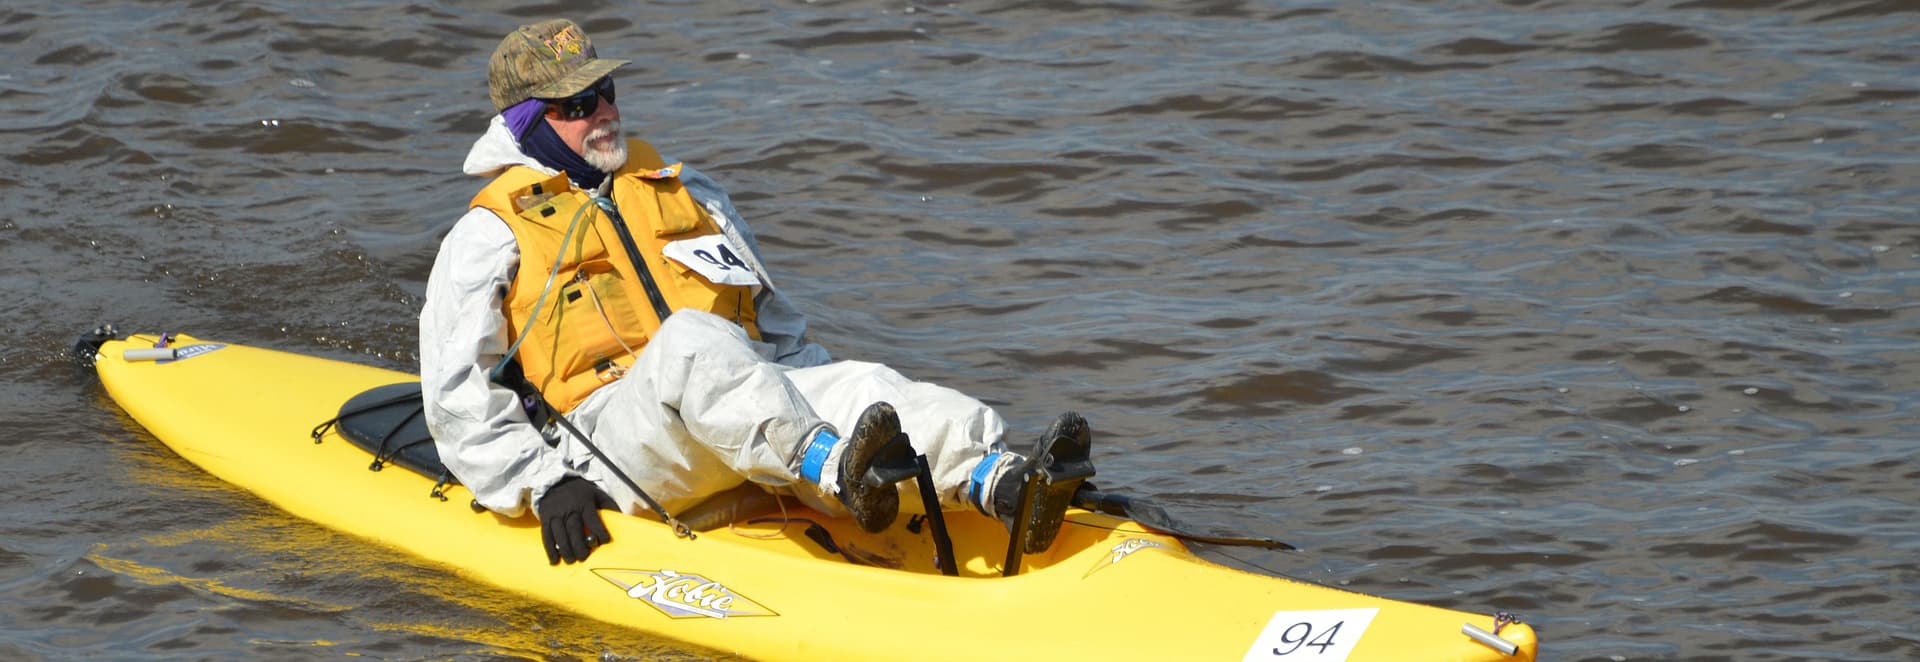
{"left": 93, "top": 333, "right": 1538, "bottom": 661}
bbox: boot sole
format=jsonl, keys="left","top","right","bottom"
{"left": 841, "top": 403, "right": 903, "bottom": 533}
{"left": 1016, "top": 412, "right": 1095, "bottom": 553}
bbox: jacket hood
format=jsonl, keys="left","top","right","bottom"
{"left": 462, "top": 116, "right": 552, "bottom": 179}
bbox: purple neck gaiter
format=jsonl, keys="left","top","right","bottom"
{"left": 503, "top": 99, "right": 608, "bottom": 191}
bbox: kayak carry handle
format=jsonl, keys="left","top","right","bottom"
{"left": 1462, "top": 623, "right": 1520, "bottom": 656}
{"left": 123, "top": 348, "right": 179, "bottom": 362}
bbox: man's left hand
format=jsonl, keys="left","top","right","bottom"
{"left": 536, "top": 476, "right": 617, "bottom": 564}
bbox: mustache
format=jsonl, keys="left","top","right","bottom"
{"left": 586, "top": 120, "right": 621, "bottom": 142}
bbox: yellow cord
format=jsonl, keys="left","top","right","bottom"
{"left": 492, "top": 197, "right": 597, "bottom": 381}
{"left": 582, "top": 275, "right": 643, "bottom": 369}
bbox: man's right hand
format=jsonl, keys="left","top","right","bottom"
{"left": 536, "top": 476, "right": 616, "bottom": 564}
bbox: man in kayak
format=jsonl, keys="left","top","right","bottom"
{"left": 420, "top": 19, "right": 1094, "bottom": 565}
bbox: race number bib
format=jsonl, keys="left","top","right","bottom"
{"left": 1242, "top": 608, "right": 1377, "bottom": 662}
{"left": 662, "top": 235, "right": 761, "bottom": 287}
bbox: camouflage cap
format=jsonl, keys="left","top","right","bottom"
{"left": 487, "top": 19, "right": 630, "bottom": 112}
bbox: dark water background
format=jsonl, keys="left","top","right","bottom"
{"left": 4, "top": 1, "right": 1918, "bottom": 660}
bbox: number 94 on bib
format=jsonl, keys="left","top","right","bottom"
{"left": 662, "top": 235, "right": 761, "bottom": 288}
{"left": 1242, "top": 608, "right": 1377, "bottom": 662}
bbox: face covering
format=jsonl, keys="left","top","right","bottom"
{"left": 503, "top": 98, "right": 608, "bottom": 191}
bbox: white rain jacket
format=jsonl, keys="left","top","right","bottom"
{"left": 420, "top": 117, "right": 832, "bottom": 517}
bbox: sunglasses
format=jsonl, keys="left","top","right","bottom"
{"left": 544, "top": 76, "right": 616, "bottom": 120}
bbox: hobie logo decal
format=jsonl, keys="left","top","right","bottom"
{"left": 1084, "top": 538, "right": 1169, "bottom": 578}
{"left": 160, "top": 343, "right": 225, "bottom": 364}
{"left": 593, "top": 569, "right": 776, "bottom": 619}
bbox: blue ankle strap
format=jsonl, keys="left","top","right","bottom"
{"left": 968, "top": 451, "right": 1004, "bottom": 510}
{"left": 800, "top": 428, "right": 840, "bottom": 484}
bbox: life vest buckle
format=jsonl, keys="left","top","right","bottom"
{"left": 594, "top": 358, "right": 627, "bottom": 383}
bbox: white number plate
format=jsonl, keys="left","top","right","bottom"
{"left": 663, "top": 235, "right": 760, "bottom": 287}
{"left": 1242, "top": 608, "right": 1378, "bottom": 661}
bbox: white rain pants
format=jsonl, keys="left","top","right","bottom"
{"left": 564, "top": 310, "right": 1009, "bottom": 517}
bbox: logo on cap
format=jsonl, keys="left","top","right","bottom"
{"left": 542, "top": 24, "right": 587, "bottom": 63}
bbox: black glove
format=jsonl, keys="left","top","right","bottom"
{"left": 536, "top": 476, "right": 617, "bottom": 565}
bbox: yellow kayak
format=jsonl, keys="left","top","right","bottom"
{"left": 89, "top": 332, "right": 1539, "bottom": 661}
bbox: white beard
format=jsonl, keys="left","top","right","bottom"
{"left": 582, "top": 120, "right": 627, "bottom": 172}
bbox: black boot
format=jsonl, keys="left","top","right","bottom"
{"left": 990, "top": 412, "right": 1096, "bottom": 553}
{"left": 837, "top": 402, "right": 917, "bottom": 533}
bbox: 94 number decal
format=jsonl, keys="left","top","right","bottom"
{"left": 1242, "top": 609, "right": 1377, "bottom": 662}
{"left": 1273, "top": 620, "right": 1343, "bottom": 656}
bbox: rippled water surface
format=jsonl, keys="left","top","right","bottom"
{"left": 4, "top": 1, "right": 1917, "bottom": 660}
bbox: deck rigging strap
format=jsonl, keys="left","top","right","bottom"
{"left": 362, "top": 405, "right": 428, "bottom": 472}
{"left": 310, "top": 384, "right": 457, "bottom": 501}
{"left": 309, "top": 389, "right": 423, "bottom": 444}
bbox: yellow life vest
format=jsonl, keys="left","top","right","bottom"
{"left": 470, "top": 139, "right": 761, "bottom": 413}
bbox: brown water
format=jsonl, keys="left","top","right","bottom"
{"left": 4, "top": 1, "right": 1918, "bottom": 660}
